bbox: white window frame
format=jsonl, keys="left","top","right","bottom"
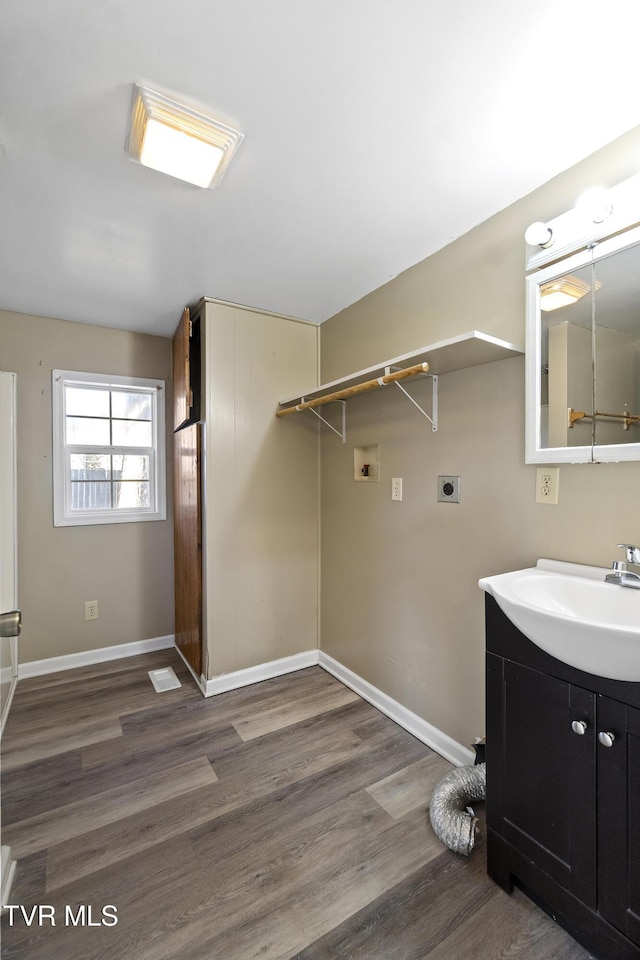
{"left": 52, "top": 370, "right": 166, "bottom": 526}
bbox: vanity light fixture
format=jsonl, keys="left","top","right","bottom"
{"left": 524, "top": 221, "right": 554, "bottom": 248}
{"left": 126, "top": 84, "right": 244, "bottom": 189}
{"left": 527, "top": 172, "right": 640, "bottom": 271}
{"left": 540, "top": 275, "right": 600, "bottom": 312}
{"left": 576, "top": 186, "right": 613, "bottom": 224}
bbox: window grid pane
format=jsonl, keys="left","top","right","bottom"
{"left": 113, "top": 454, "right": 150, "bottom": 481}
{"left": 55, "top": 370, "right": 165, "bottom": 526}
{"left": 112, "top": 419, "right": 153, "bottom": 447}
{"left": 111, "top": 391, "right": 153, "bottom": 421}
{"left": 70, "top": 453, "right": 112, "bottom": 478}
{"left": 114, "top": 481, "right": 150, "bottom": 509}
{"left": 65, "top": 387, "right": 155, "bottom": 447}
{"left": 68, "top": 453, "right": 153, "bottom": 511}
{"left": 65, "top": 387, "right": 110, "bottom": 417}
{"left": 66, "top": 416, "right": 111, "bottom": 445}
{"left": 71, "top": 481, "right": 113, "bottom": 511}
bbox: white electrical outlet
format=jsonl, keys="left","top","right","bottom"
{"left": 391, "top": 477, "right": 403, "bottom": 501}
{"left": 536, "top": 467, "right": 559, "bottom": 504}
{"left": 84, "top": 600, "right": 99, "bottom": 621}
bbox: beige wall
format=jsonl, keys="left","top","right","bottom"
{"left": 3, "top": 124, "right": 639, "bottom": 736}
{"left": 202, "top": 301, "right": 320, "bottom": 678}
{"left": 321, "top": 126, "right": 640, "bottom": 380}
{"left": 0, "top": 311, "right": 174, "bottom": 664}
{"left": 319, "top": 126, "right": 640, "bottom": 750}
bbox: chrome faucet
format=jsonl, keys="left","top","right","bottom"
{"left": 605, "top": 543, "right": 640, "bottom": 589}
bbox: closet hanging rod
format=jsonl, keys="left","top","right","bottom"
{"left": 276, "top": 361, "right": 430, "bottom": 417}
{"left": 569, "top": 408, "right": 640, "bottom": 429}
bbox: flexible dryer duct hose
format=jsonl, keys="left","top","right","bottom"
{"left": 428, "top": 762, "right": 486, "bottom": 856}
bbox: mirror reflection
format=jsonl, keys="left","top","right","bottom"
{"left": 593, "top": 244, "right": 640, "bottom": 447}
{"left": 532, "top": 231, "right": 640, "bottom": 461}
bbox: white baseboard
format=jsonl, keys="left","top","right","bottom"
{"left": 0, "top": 675, "right": 18, "bottom": 738}
{"left": 173, "top": 642, "right": 208, "bottom": 696}
{"left": 319, "top": 652, "right": 475, "bottom": 767}
{"left": 15, "top": 638, "right": 473, "bottom": 767}
{"left": 199, "top": 646, "right": 473, "bottom": 767}
{"left": 1, "top": 845, "right": 16, "bottom": 913}
{"left": 202, "top": 649, "right": 320, "bottom": 697}
{"left": 18, "top": 635, "right": 175, "bottom": 679}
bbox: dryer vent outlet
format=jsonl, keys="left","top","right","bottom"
{"left": 438, "top": 475, "right": 460, "bottom": 503}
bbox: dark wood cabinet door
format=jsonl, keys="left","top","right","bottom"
{"left": 172, "top": 308, "right": 202, "bottom": 679}
{"left": 173, "top": 423, "right": 202, "bottom": 677}
{"left": 486, "top": 599, "right": 640, "bottom": 959}
{"left": 597, "top": 697, "right": 640, "bottom": 946}
{"left": 487, "top": 655, "right": 597, "bottom": 907}
{"left": 173, "top": 306, "right": 192, "bottom": 432}
{"left": 628, "top": 706, "right": 640, "bottom": 947}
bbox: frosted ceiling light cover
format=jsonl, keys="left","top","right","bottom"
{"left": 540, "top": 275, "right": 600, "bottom": 312}
{"left": 140, "top": 119, "right": 225, "bottom": 188}
{"left": 127, "top": 84, "right": 243, "bottom": 188}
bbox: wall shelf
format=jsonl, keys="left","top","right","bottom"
{"left": 276, "top": 331, "right": 524, "bottom": 441}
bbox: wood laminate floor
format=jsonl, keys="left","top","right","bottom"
{"left": 1, "top": 651, "right": 593, "bottom": 959}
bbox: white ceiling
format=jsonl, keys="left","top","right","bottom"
{"left": 2, "top": 0, "right": 640, "bottom": 339}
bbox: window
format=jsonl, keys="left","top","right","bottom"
{"left": 52, "top": 370, "right": 166, "bottom": 526}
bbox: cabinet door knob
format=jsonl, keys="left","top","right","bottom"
{"left": 598, "top": 731, "right": 615, "bottom": 748}
{"left": 571, "top": 720, "right": 588, "bottom": 735}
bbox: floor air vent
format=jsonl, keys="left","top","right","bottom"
{"left": 148, "top": 667, "right": 182, "bottom": 692}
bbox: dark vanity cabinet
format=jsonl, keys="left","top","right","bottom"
{"left": 485, "top": 595, "right": 640, "bottom": 960}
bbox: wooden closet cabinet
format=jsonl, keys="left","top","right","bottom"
{"left": 172, "top": 307, "right": 203, "bottom": 677}
{"left": 171, "top": 299, "right": 319, "bottom": 689}
{"left": 485, "top": 595, "right": 640, "bottom": 960}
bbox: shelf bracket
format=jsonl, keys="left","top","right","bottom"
{"left": 277, "top": 361, "right": 436, "bottom": 441}
{"left": 386, "top": 367, "right": 438, "bottom": 432}
{"left": 303, "top": 398, "right": 347, "bottom": 443}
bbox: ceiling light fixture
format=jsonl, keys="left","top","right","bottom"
{"left": 540, "top": 275, "right": 600, "bottom": 312}
{"left": 126, "top": 84, "right": 243, "bottom": 189}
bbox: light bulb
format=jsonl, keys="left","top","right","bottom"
{"left": 524, "top": 221, "right": 553, "bottom": 247}
{"left": 576, "top": 187, "right": 613, "bottom": 224}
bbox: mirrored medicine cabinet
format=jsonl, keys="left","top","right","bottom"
{"left": 525, "top": 209, "right": 640, "bottom": 464}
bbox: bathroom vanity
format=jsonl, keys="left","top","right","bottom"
{"left": 484, "top": 592, "right": 640, "bottom": 959}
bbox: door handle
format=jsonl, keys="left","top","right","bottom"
{"left": 0, "top": 610, "right": 21, "bottom": 638}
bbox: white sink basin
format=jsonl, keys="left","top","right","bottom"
{"left": 479, "top": 559, "right": 640, "bottom": 681}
